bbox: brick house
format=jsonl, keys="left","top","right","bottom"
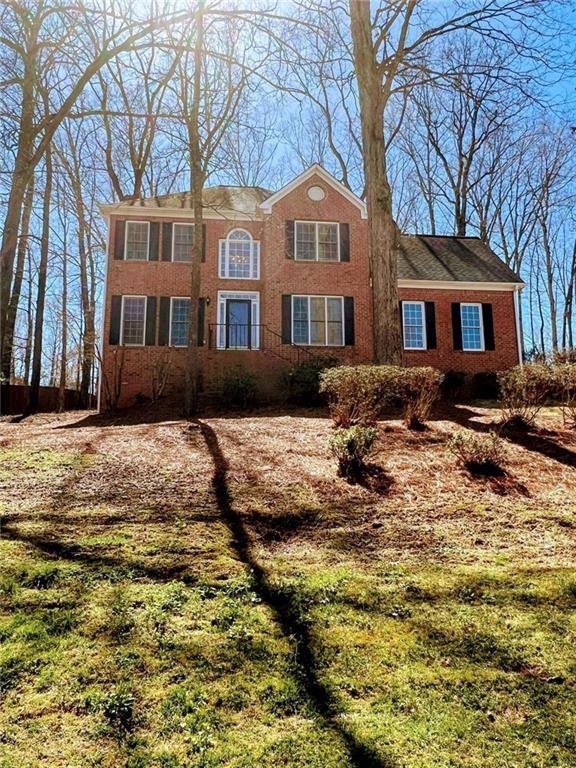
{"left": 99, "top": 165, "right": 524, "bottom": 409}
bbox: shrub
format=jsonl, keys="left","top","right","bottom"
{"left": 328, "top": 425, "right": 378, "bottom": 479}
{"left": 552, "top": 362, "right": 576, "bottom": 427}
{"left": 320, "top": 365, "right": 398, "bottom": 426}
{"left": 498, "top": 363, "right": 552, "bottom": 429}
{"left": 102, "top": 687, "right": 136, "bottom": 733}
{"left": 221, "top": 367, "right": 257, "bottom": 409}
{"left": 285, "top": 355, "right": 338, "bottom": 405}
{"left": 447, "top": 430, "right": 507, "bottom": 475}
{"left": 441, "top": 370, "right": 466, "bottom": 400}
{"left": 395, "top": 366, "right": 442, "bottom": 429}
{"left": 472, "top": 371, "right": 500, "bottom": 401}
{"left": 553, "top": 348, "right": 576, "bottom": 365}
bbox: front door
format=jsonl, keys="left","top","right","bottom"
{"left": 226, "top": 299, "right": 251, "bottom": 349}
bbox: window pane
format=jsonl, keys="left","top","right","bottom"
{"left": 403, "top": 302, "right": 425, "bottom": 350}
{"left": 326, "top": 298, "right": 343, "bottom": 345}
{"left": 461, "top": 305, "right": 483, "bottom": 350}
{"left": 125, "top": 222, "right": 148, "bottom": 261}
{"left": 310, "top": 297, "right": 326, "bottom": 345}
{"left": 228, "top": 237, "right": 251, "bottom": 278}
{"left": 295, "top": 222, "right": 316, "bottom": 261}
{"left": 292, "top": 296, "right": 309, "bottom": 344}
{"left": 170, "top": 298, "right": 190, "bottom": 346}
{"left": 173, "top": 224, "right": 194, "bottom": 262}
{"left": 122, "top": 297, "right": 145, "bottom": 344}
{"left": 318, "top": 223, "right": 339, "bottom": 262}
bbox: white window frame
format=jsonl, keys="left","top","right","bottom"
{"left": 294, "top": 221, "right": 340, "bottom": 262}
{"left": 216, "top": 290, "right": 260, "bottom": 350}
{"left": 218, "top": 228, "right": 260, "bottom": 279}
{"left": 291, "top": 295, "right": 345, "bottom": 347}
{"left": 169, "top": 296, "right": 191, "bottom": 347}
{"left": 120, "top": 295, "right": 147, "bottom": 346}
{"left": 171, "top": 222, "right": 195, "bottom": 263}
{"left": 402, "top": 301, "right": 427, "bottom": 351}
{"left": 124, "top": 221, "right": 150, "bottom": 261}
{"left": 460, "top": 302, "right": 485, "bottom": 352}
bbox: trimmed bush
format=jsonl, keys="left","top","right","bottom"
{"left": 553, "top": 348, "right": 576, "bottom": 365}
{"left": 395, "top": 366, "right": 442, "bottom": 429}
{"left": 285, "top": 355, "right": 338, "bottom": 405}
{"left": 447, "top": 430, "right": 507, "bottom": 475}
{"left": 498, "top": 363, "right": 552, "bottom": 429}
{"left": 221, "top": 368, "right": 257, "bottom": 409}
{"left": 552, "top": 362, "right": 576, "bottom": 428}
{"left": 329, "top": 425, "right": 378, "bottom": 479}
{"left": 320, "top": 365, "right": 397, "bottom": 427}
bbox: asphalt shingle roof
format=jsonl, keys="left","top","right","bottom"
{"left": 398, "top": 235, "right": 522, "bottom": 284}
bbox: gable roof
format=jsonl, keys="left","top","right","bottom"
{"left": 259, "top": 164, "right": 367, "bottom": 218}
{"left": 398, "top": 235, "right": 523, "bottom": 285}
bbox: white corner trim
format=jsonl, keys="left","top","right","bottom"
{"left": 259, "top": 164, "right": 367, "bottom": 219}
{"left": 398, "top": 279, "right": 525, "bottom": 291}
{"left": 514, "top": 285, "right": 524, "bottom": 366}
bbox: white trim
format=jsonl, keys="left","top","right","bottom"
{"left": 218, "top": 228, "right": 260, "bottom": 279}
{"left": 402, "top": 300, "right": 427, "bottom": 351}
{"left": 169, "top": 296, "right": 191, "bottom": 347}
{"left": 216, "top": 290, "right": 260, "bottom": 350}
{"left": 171, "top": 222, "right": 195, "bottom": 262}
{"left": 291, "top": 294, "right": 345, "bottom": 347}
{"left": 124, "top": 220, "right": 150, "bottom": 261}
{"left": 398, "top": 279, "right": 524, "bottom": 291}
{"left": 120, "top": 295, "right": 147, "bottom": 346}
{"left": 97, "top": 216, "right": 111, "bottom": 412}
{"left": 259, "top": 164, "right": 367, "bottom": 219}
{"left": 101, "top": 206, "right": 259, "bottom": 221}
{"left": 294, "top": 220, "right": 341, "bottom": 262}
{"left": 514, "top": 285, "right": 524, "bottom": 366}
{"left": 460, "top": 302, "right": 485, "bottom": 352}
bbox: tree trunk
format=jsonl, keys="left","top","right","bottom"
{"left": 58, "top": 232, "right": 68, "bottom": 412}
{"left": 28, "top": 144, "right": 53, "bottom": 413}
{"left": 349, "top": 0, "right": 402, "bottom": 365}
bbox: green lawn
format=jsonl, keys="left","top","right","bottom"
{"left": 0, "top": 407, "right": 575, "bottom": 767}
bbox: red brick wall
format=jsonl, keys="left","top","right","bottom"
{"left": 100, "top": 172, "right": 520, "bottom": 408}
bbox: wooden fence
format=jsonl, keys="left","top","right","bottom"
{"left": 0, "top": 384, "right": 96, "bottom": 416}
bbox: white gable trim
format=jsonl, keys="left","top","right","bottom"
{"left": 259, "top": 164, "right": 367, "bottom": 219}
{"left": 398, "top": 279, "right": 525, "bottom": 291}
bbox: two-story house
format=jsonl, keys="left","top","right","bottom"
{"left": 99, "top": 165, "right": 524, "bottom": 408}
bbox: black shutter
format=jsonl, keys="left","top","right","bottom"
{"left": 285, "top": 221, "right": 295, "bottom": 259}
{"left": 161, "top": 223, "right": 172, "bottom": 262}
{"left": 145, "top": 296, "right": 157, "bottom": 346}
{"left": 148, "top": 222, "right": 159, "bottom": 261}
{"left": 344, "top": 297, "right": 355, "bottom": 345}
{"left": 197, "top": 297, "right": 206, "bottom": 346}
{"left": 282, "top": 295, "right": 292, "bottom": 343}
{"left": 399, "top": 300, "right": 404, "bottom": 347}
{"left": 158, "top": 297, "right": 171, "bottom": 345}
{"left": 425, "top": 302, "right": 437, "bottom": 350}
{"left": 201, "top": 223, "right": 206, "bottom": 263}
{"left": 109, "top": 295, "right": 122, "bottom": 344}
{"left": 452, "top": 303, "right": 463, "bottom": 350}
{"left": 482, "top": 303, "right": 495, "bottom": 350}
{"left": 114, "top": 220, "right": 125, "bottom": 260}
{"left": 340, "top": 223, "right": 350, "bottom": 262}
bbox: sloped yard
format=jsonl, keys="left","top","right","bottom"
{"left": 0, "top": 404, "right": 575, "bottom": 767}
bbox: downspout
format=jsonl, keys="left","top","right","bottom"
{"left": 514, "top": 285, "right": 524, "bottom": 366}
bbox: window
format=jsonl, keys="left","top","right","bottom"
{"left": 295, "top": 221, "right": 339, "bottom": 262}
{"left": 172, "top": 223, "right": 194, "bottom": 262}
{"left": 219, "top": 229, "right": 260, "bottom": 279}
{"left": 292, "top": 296, "right": 344, "bottom": 346}
{"left": 216, "top": 291, "right": 260, "bottom": 349}
{"left": 125, "top": 221, "right": 149, "bottom": 261}
{"left": 121, "top": 296, "right": 146, "bottom": 345}
{"left": 402, "top": 301, "right": 426, "bottom": 350}
{"left": 170, "top": 297, "right": 190, "bottom": 346}
{"left": 461, "top": 303, "right": 484, "bottom": 351}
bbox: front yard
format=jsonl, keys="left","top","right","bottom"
{"left": 0, "top": 404, "right": 575, "bottom": 767}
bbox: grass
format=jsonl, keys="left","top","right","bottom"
{"left": 0, "top": 404, "right": 575, "bottom": 767}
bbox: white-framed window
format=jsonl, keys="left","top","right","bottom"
{"left": 292, "top": 295, "right": 344, "bottom": 346}
{"left": 295, "top": 221, "right": 340, "bottom": 262}
{"left": 461, "top": 303, "right": 485, "bottom": 351}
{"left": 216, "top": 291, "right": 260, "bottom": 349}
{"left": 125, "top": 221, "right": 149, "bottom": 261}
{"left": 170, "top": 297, "right": 190, "bottom": 347}
{"left": 172, "top": 223, "right": 195, "bottom": 262}
{"left": 402, "top": 301, "right": 426, "bottom": 350}
{"left": 120, "top": 296, "right": 146, "bottom": 346}
{"left": 219, "top": 229, "right": 260, "bottom": 279}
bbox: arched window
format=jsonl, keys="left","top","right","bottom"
{"left": 219, "top": 229, "right": 260, "bottom": 280}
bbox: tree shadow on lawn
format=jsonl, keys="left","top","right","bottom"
{"left": 196, "top": 419, "right": 398, "bottom": 768}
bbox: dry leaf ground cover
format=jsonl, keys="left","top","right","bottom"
{"left": 0, "top": 402, "right": 575, "bottom": 768}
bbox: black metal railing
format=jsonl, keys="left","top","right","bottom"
{"left": 208, "top": 324, "right": 317, "bottom": 365}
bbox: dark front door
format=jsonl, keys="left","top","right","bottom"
{"left": 226, "top": 299, "right": 251, "bottom": 349}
